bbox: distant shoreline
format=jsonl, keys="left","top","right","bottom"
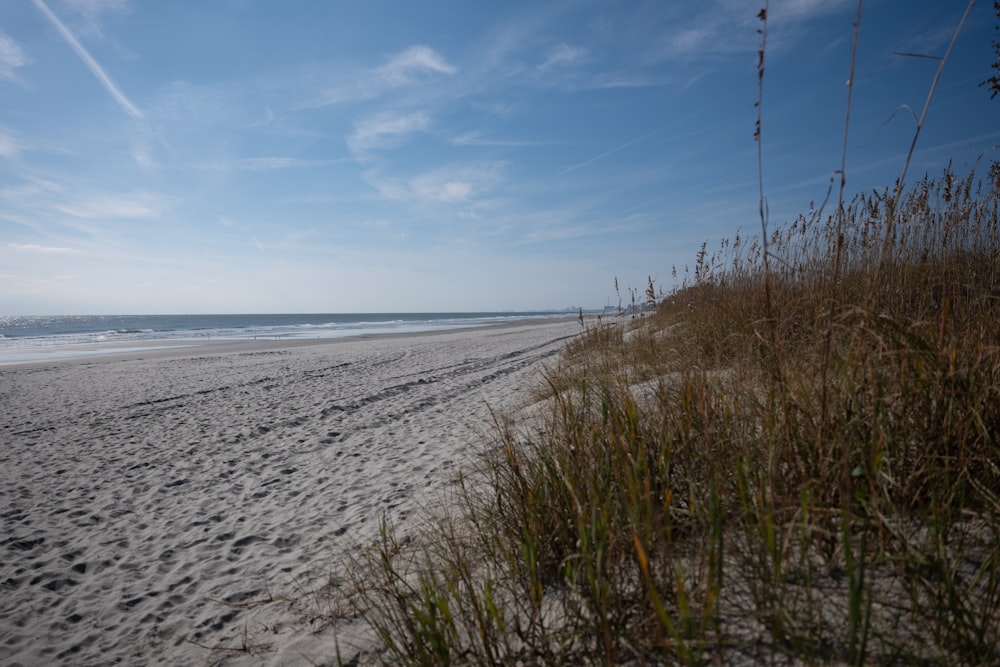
{"left": 0, "top": 315, "right": 582, "bottom": 368}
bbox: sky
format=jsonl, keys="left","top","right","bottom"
{"left": 1, "top": 0, "right": 997, "bottom": 315}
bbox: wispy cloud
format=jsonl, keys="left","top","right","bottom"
{"left": 61, "top": 0, "right": 130, "bottom": 38}
{"left": 30, "top": 0, "right": 143, "bottom": 120}
{"left": 0, "top": 33, "right": 32, "bottom": 83}
{"left": 0, "top": 128, "right": 79, "bottom": 161}
{"left": 775, "top": 0, "right": 853, "bottom": 20}
{"left": 558, "top": 126, "right": 668, "bottom": 175}
{"left": 247, "top": 107, "right": 275, "bottom": 129}
{"left": 0, "top": 210, "right": 44, "bottom": 228}
{"left": 199, "top": 156, "right": 347, "bottom": 171}
{"left": 539, "top": 43, "right": 587, "bottom": 70}
{"left": 664, "top": 27, "right": 717, "bottom": 57}
{"left": 451, "top": 131, "right": 547, "bottom": 147}
{"left": 0, "top": 175, "right": 64, "bottom": 204}
{"left": 409, "top": 167, "right": 481, "bottom": 203}
{"left": 477, "top": 4, "right": 568, "bottom": 73}
{"left": 504, "top": 206, "right": 646, "bottom": 246}
{"left": 348, "top": 110, "right": 431, "bottom": 157}
{"left": 377, "top": 45, "right": 456, "bottom": 85}
{"left": 55, "top": 194, "right": 157, "bottom": 219}
{"left": 0, "top": 131, "right": 20, "bottom": 159}
{"left": 589, "top": 72, "right": 690, "bottom": 89}
{"left": 365, "top": 161, "right": 507, "bottom": 205}
{"left": 8, "top": 242, "right": 79, "bottom": 254}
{"left": 235, "top": 157, "right": 342, "bottom": 170}
{"left": 650, "top": 0, "right": 853, "bottom": 62}
{"left": 893, "top": 24, "right": 959, "bottom": 59}
{"left": 309, "top": 45, "right": 455, "bottom": 108}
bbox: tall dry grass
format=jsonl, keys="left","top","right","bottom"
{"left": 319, "top": 164, "right": 999, "bottom": 664}
{"left": 311, "top": 3, "right": 1000, "bottom": 662}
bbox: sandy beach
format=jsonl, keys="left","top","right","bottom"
{"left": 0, "top": 318, "right": 580, "bottom": 666}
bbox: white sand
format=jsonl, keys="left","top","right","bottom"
{"left": 0, "top": 319, "right": 579, "bottom": 666}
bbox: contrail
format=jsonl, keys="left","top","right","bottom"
{"left": 31, "top": 0, "right": 143, "bottom": 121}
{"left": 558, "top": 125, "right": 668, "bottom": 176}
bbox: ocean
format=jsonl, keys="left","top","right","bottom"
{"left": 0, "top": 312, "right": 575, "bottom": 364}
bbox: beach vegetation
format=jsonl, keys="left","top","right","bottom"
{"left": 310, "top": 3, "right": 1000, "bottom": 663}
{"left": 326, "top": 158, "right": 1000, "bottom": 665}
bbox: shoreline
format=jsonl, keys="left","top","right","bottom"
{"left": 0, "top": 318, "right": 580, "bottom": 665}
{"left": 0, "top": 315, "right": 581, "bottom": 370}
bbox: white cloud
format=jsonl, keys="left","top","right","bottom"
{"left": 559, "top": 126, "right": 668, "bottom": 175}
{"left": 236, "top": 157, "right": 333, "bottom": 170}
{"left": 0, "top": 211, "right": 43, "bottom": 228}
{"left": 8, "top": 242, "right": 78, "bottom": 254}
{"left": 56, "top": 194, "right": 157, "bottom": 219}
{"left": 348, "top": 110, "right": 431, "bottom": 157}
{"left": 31, "top": 0, "right": 143, "bottom": 120}
{"left": 539, "top": 43, "right": 587, "bottom": 70}
{"left": 0, "top": 176, "right": 63, "bottom": 197}
{"left": 367, "top": 161, "right": 508, "bottom": 205}
{"left": 309, "top": 45, "right": 455, "bottom": 108}
{"left": 309, "top": 80, "right": 377, "bottom": 108}
{"left": 773, "top": 0, "right": 852, "bottom": 21}
{"left": 199, "top": 157, "right": 344, "bottom": 171}
{"left": 130, "top": 134, "right": 156, "bottom": 170}
{"left": 0, "top": 132, "right": 20, "bottom": 158}
{"left": 665, "top": 27, "right": 716, "bottom": 57}
{"left": 247, "top": 107, "right": 275, "bottom": 128}
{"left": 471, "top": 100, "right": 516, "bottom": 117}
{"left": 60, "top": 0, "right": 129, "bottom": 37}
{"left": 650, "top": 0, "right": 854, "bottom": 63}
{"left": 451, "top": 131, "right": 547, "bottom": 147}
{"left": 0, "top": 33, "right": 32, "bottom": 82}
{"left": 895, "top": 24, "right": 959, "bottom": 58}
{"left": 378, "top": 45, "right": 456, "bottom": 85}
{"left": 412, "top": 176, "right": 473, "bottom": 203}
{"left": 590, "top": 72, "right": 686, "bottom": 89}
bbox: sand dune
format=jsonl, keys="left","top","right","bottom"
{"left": 0, "top": 319, "right": 579, "bottom": 666}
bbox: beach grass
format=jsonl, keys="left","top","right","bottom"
{"left": 304, "top": 5, "right": 1000, "bottom": 662}
{"left": 319, "top": 161, "right": 1000, "bottom": 664}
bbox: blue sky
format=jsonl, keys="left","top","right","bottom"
{"left": 1, "top": 0, "right": 997, "bottom": 314}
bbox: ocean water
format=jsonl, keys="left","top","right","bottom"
{"left": 0, "top": 312, "right": 573, "bottom": 364}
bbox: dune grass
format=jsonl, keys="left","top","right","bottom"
{"left": 309, "top": 5, "right": 1000, "bottom": 661}
{"left": 319, "top": 162, "right": 1000, "bottom": 665}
